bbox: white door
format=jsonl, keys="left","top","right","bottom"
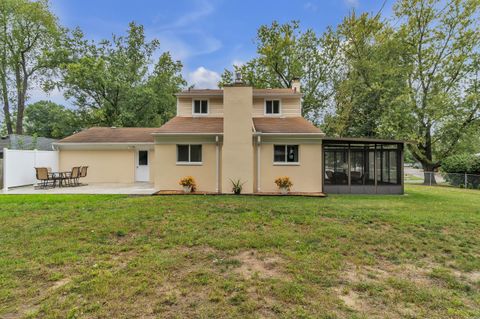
{"left": 135, "top": 150, "right": 149, "bottom": 182}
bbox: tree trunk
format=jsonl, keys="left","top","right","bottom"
{"left": 1, "top": 73, "right": 12, "bottom": 134}
{"left": 14, "top": 62, "right": 27, "bottom": 135}
{"left": 421, "top": 125, "right": 437, "bottom": 185}
{"left": 15, "top": 79, "right": 26, "bottom": 135}
{"left": 422, "top": 163, "right": 437, "bottom": 185}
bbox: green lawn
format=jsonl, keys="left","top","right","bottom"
{"left": 0, "top": 185, "right": 479, "bottom": 319}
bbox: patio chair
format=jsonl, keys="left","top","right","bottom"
{"left": 66, "top": 166, "right": 81, "bottom": 187}
{"left": 325, "top": 170, "right": 334, "bottom": 183}
{"left": 79, "top": 166, "right": 88, "bottom": 185}
{"left": 35, "top": 167, "right": 54, "bottom": 189}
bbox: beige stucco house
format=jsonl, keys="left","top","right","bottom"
{"left": 55, "top": 79, "right": 404, "bottom": 194}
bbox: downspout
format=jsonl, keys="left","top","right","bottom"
{"left": 256, "top": 135, "right": 261, "bottom": 192}
{"left": 215, "top": 135, "right": 219, "bottom": 193}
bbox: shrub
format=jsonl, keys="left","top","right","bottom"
{"left": 179, "top": 176, "right": 197, "bottom": 192}
{"left": 441, "top": 154, "right": 480, "bottom": 174}
{"left": 230, "top": 179, "right": 245, "bottom": 195}
{"left": 275, "top": 176, "right": 293, "bottom": 190}
{"left": 441, "top": 154, "right": 480, "bottom": 188}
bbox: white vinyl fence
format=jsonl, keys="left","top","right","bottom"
{"left": 3, "top": 148, "right": 59, "bottom": 191}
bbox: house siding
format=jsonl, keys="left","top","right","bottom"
{"left": 154, "top": 144, "right": 218, "bottom": 192}
{"left": 258, "top": 143, "right": 322, "bottom": 193}
{"left": 59, "top": 150, "right": 135, "bottom": 183}
{"left": 176, "top": 96, "right": 301, "bottom": 118}
{"left": 177, "top": 97, "right": 224, "bottom": 117}
{"left": 252, "top": 97, "right": 301, "bottom": 117}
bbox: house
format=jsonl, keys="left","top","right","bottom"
{"left": 0, "top": 134, "right": 58, "bottom": 159}
{"left": 54, "top": 79, "right": 404, "bottom": 194}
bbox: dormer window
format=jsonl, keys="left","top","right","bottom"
{"left": 265, "top": 100, "right": 280, "bottom": 115}
{"left": 193, "top": 99, "right": 208, "bottom": 115}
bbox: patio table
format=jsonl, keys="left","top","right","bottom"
{"left": 50, "top": 171, "right": 70, "bottom": 187}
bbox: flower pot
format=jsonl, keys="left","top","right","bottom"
{"left": 183, "top": 185, "right": 192, "bottom": 193}
{"left": 279, "top": 187, "right": 288, "bottom": 195}
{"left": 234, "top": 190, "right": 241, "bottom": 195}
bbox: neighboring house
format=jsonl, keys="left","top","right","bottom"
{"left": 54, "top": 79, "right": 404, "bottom": 194}
{"left": 0, "top": 134, "right": 58, "bottom": 159}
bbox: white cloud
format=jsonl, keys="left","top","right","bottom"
{"left": 344, "top": 0, "right": 359, "bottom": 7}
{"left": 187, "top": 67, "right": 220, "bottom": 89}
{"left": 147, "top": 0, "right": 222, "bottom": 62}
{"left": 304, "top": 2, "right": 318, "bottom": 12}
{"left": 154, "top": 30, "right": 222, "bottom": 61}
{"left": 165, "top": 0, "right": 214, "bottom": 29}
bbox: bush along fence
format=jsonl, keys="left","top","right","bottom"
{"left": 440, "top": 153, "right": 480, "bottom": 189}
{"left": 404, "top": 153, "right": 480, "bottom": 189}
{"left": 405, "top": 171, "right": 480, "bottom": 189}
{"left": 442, "top": 172, "right": 480, "bottom": 189}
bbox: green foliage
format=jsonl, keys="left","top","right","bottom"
{"left": 441, "top": 154, "right": 480, "bottom": 174}
{"left": 24, "top": 100, "right": 82, "bottom": 138}
{"left": 323, "top": 12, "right": 408, "bottom": 137}
{"left": 441, "top": 154, "right": 480, "bottom": 188}
{"left": 229, "top": 179, "right": 245, "bottom": 195}
{"left": 0, "top": 0, "right": 64, "bottom": 134}
{"left": 381, "top": 0, "right": 480, "bottom": 173}
{"left": 322, "top": 0, "right": 480, "bottom": 184}
{"left": 61, "top": 22, "right": 185, "bottom": 127}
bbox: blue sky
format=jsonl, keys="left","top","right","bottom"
{"left": 35, "top": 0, "right": 393, "bottom": 106}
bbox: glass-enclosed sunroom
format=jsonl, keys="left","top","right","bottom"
{"left": 322, "top": 138, "right": 404, "bottom": 194}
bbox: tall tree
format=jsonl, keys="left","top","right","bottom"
{"left": 380, "top": 0, "right": 480, "bottom": 182}
{"left": 219, "top": 21, "right": 340, "bottom": 123}
{"left": 24, "top": 100, "right": 81, "bottom": 138}
{"left": 0, "top": 0, "right": 62, "bottom": 134}
{"left": 61, "top": 22, "right": 185, "bottom": 127}
{"left": 323, "top": 12, "right": 408, "bottom": 137}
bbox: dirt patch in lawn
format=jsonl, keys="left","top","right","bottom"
{"left": 335, "top": 262, "right": 427, "bottom": 318}
{"left": 335, "top": 288, "right": 369, "bottom": 313}
{"left": 452, "top": 270, "right": 480, "bottom": 283}
{"left": 2, "top": 276, "right": 72, "bottom": 319}
{"left": 233, "top": 250, "right": 284, "bottom": 280}
{"left": 335, "top": 260, "right": 479, "bottom": 318}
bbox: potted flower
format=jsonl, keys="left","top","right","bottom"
{"left": 179, "top": 176, "right": 196, "bottom": 193}
{"left": 275, "top": 176, "right": 293, "bottom": 194}
{"left": 230, "top": 179, "right": 245, "bottom": 195}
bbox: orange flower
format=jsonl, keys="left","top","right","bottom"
{"left": 274, "top": 176, "right": 293, "bottom": 190}
{"left": 179, "top": 176, "right": 197, "bottom": 192}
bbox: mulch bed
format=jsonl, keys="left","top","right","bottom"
{"left": 153, "top": 190, "right": 326, "bottom": 197}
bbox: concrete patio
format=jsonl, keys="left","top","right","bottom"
{"left": 1, "top": 182, "right": 155, "bottom": 195}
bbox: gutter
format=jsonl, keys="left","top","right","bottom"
{"left": 253, "top": 132, "right": 325, "bottom": 137}
{"left": 53, "top": 142, "right": 155, "bottom": 146}
{"left": 151, "top": 132, "right": 224, "bottom": 136}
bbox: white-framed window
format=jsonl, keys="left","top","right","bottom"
{"left": 265, "top": 99, "right": 281, "bottom": 115}
{"left": 193, "top": 99, "right": 208, "bottom": 115}
{"left": 177, "top": 144, "right": 202, "bottom": 164}
{"left": 274, "top": 145, "right": 299, "bottom": 164}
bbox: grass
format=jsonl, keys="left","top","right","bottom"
{"left": 0, "top": 185, "right": 479, "bottom": 318}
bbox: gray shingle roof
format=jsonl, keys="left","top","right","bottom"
{"left": 0, "top": 134, "right": 58, "bottom": 151}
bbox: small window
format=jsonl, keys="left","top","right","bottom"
{"left": 265, "top": 100, "right": 280, "bottom": 114}
{"left": 139, "top": 150, "right": 148, "bottom": 166}
{"left": 177, "top": 144, "right": 202, "bottom": 163}
{"left": 193, "top": 100, "right": 208, "bottom": 114}
{"left": 274, "top": 145, "right": 299, "bottom": 163}
{"left": 177, "top": 145, "right": 189, "bottom": 162}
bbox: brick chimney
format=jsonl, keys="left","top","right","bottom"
{"left": 222, "top": 84, "right": 254, "bottom": 193}
{"left": 291, "top": 78, "right": 301, "bottom": 93}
